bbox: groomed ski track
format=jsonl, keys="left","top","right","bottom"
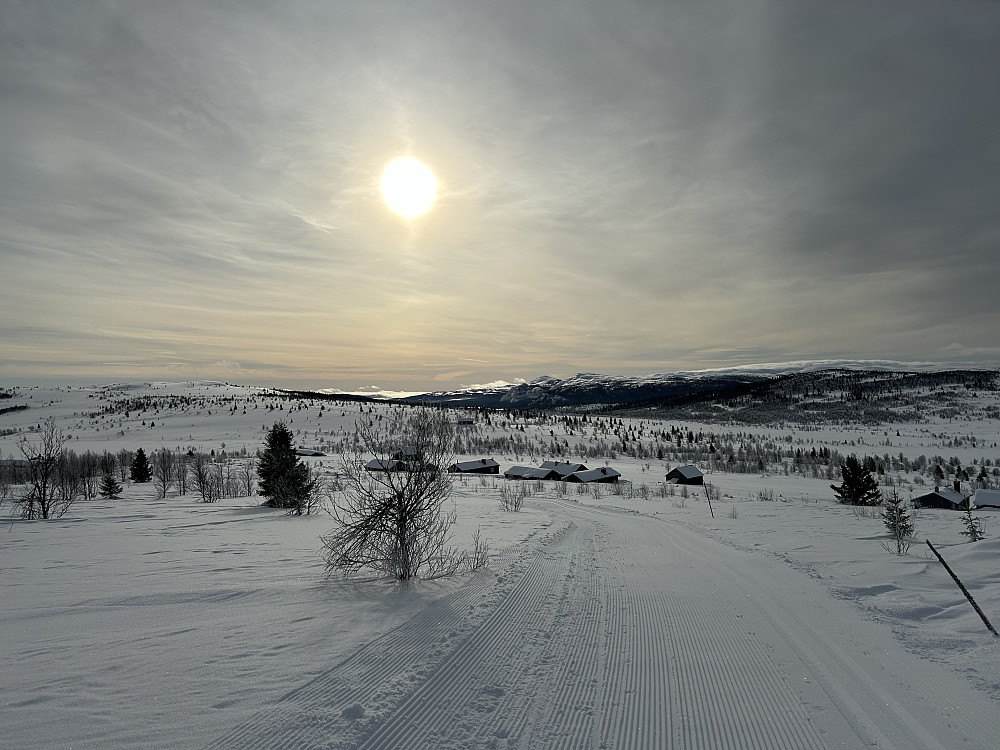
{"left": 205, "top": 500, "right": 998, "bottom": 749}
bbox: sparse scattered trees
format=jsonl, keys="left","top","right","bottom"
{"left": 322, "top": 411, "right": 458, "bottom": 580}
{"left": 831, "top": 455, "right": 882, "bottom": 506}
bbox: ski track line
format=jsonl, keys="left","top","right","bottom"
{"left": 659, "top": 508, "right": 998, "bottom": 750}
{"left": 201, "top": 522, "right": 574, "bottom": 750}
{"left": 206, "top": 503, "right": 834, "bottom": 749}
{"left": 204, "top": 498, "right": 998, "bottom": 750}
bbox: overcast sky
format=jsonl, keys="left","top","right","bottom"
{"left": 2, "top": 0, "right": 999, "bottom": 391}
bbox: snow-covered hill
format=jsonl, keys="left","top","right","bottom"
{"left": 368, "top": 361, "right": 1000, "bottom": 415}
{"left": 4, "top": 382, "right": 1000, "bottom": 748}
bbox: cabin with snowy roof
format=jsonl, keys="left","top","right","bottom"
{"left": 665, "top": 465, "right": 704, "bottom": 485}
{"left": 540, "top": 461, "right": 588, "bottom": 478}
{"left": 448, "top": 458, "right": 500, "bottom": 475}
{"left": 365, "top": 458, "right": 408, "bottom": 472}
{"left": 912, "top": 487, "right": 971, "bottom": 511}
{"left": 973, "top": 489, "right": 1000, "bottom": 510}
{"left": 504, "top": 465, "right": 560, "bottom": 481}
{"left": 566, "top": 467, "right": 621, "bottom": 484}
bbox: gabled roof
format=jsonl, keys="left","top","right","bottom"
{"left": 540, "top": 460, "right": 588, "bottom": 476}
{"left": 365, "top": 458, "right": 407, "bottom": 472}
{"left": 667, "top": 465, "right": 703, "bottom": 479}
{"left": 567, "top": 467, "right": 621, "bottom": 483}
{"left": 451, "top": 458, "right": 500, "bottom": 472}
{"left": 916, "top": 488, "right": 968, "bottom": 503}
{"left": 504, "top": 465, "right": 559, "bottom": 480}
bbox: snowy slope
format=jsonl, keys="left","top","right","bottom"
{"left": 3, "top": 383, "right": 1000, "bottom": 749}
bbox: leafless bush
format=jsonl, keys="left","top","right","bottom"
{"left": 322, "top": 411, "right": 459, "bottom": 580}
{"left": 467, "top": 526, "right": 490, "bottom": 570}
{"left": 499, "top": 481, "right": 528, "bottom": 512}
{"left": 757, "top": 488, "right": 776, "bottom": 502}
{"left": 728, "top": 506, "right": 739, "bottom": 519}
{"left": 13, "top": 418, "right": 76, "bottom": 519}
{"left": 152, "top": 449, "right": 175, "bottom": 499}
{"left": 852, "top": 502, "right": 881, "bottom": 519}
{"left": 189, "top": 452, "right": 221, "bottom": 503}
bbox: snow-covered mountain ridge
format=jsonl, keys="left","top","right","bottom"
{"left": 385, "top": 361, "right": 1000, "bottom": 412}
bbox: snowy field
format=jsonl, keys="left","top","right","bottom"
{"left": 2, "top": 383, "right": 1000, "bottom": 748}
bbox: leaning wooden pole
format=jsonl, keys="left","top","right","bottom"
{"left": 925, "top": 539, "right": 997, "bottom": 637}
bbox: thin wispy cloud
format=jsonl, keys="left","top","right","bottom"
{"left": 2, "top": 0, "right": 998, "bottom": 389}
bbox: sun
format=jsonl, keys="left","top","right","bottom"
{"left": 381, "top": 157, "right": 438, "bottom": 218}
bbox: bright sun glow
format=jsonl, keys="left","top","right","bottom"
{"left": 381, "top": 157, "right": 438, "bottom": 218}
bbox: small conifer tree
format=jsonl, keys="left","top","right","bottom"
{"left": 131, "top": 447, "right": 152, "bottom": 483}
{"left": 99, "top": 471, "right": 123, "bottom": 499}
{"left": 882, "top": 488, "right": 914, "bottom": 554}
{"left": 960, "top": 508, "right": 986, "bottom": 542}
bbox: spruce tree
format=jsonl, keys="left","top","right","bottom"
{"left": 257, "top": 422, "right": 315, "bottom": 514}
{"left": 831, "top": 455, "right": 881, "bottom": 505}
{"left": 99, "top": 471, "right": 123, "bottom": 499}
{"left": 131, "top": 447, "right": 152, "bottom": 483}
{"left": 960, "top": 508, "right": 986, "bottom": 542}
{"left": 882, "top": 488, "right": 914, "bottom": 554}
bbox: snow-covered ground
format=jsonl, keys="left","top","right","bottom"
{"left": 2, "top": 383, "right": 1000, "bottom": 748}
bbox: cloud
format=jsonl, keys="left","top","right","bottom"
{"left": 1, "top": 0, "right": 998, "bottom": 389}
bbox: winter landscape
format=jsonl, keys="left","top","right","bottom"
{"left": 5, "top": 1, "right": 1000, "bottom": 748}
{"left": 3, "top": 374, "right": 1000, "bottom": 749}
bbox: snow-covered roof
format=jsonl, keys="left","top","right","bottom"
{"left": 668, "top": 465, "right": 703, "bottom": 479}
{"left": 568, "top": 467, "right": 621, "bottom": 483}
{"left": 540, "top": 461, "right": 588, "bottom": 476}
{"left": 922, "top": 488, "right": 968, "bottom": 502}
{"left": 452, "top": 458, "right": 500, "bottom": 472}
{"left": 504, "top": 465, "right": 558, "bottom": 480}
{"left": 973, "top": 489, "right": 1000, "bottom": 508}
{"left": 365, "top": 458, "right": 406, "bottom": 472}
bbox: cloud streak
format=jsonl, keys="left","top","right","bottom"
{"left": 2, "top": 0, "right": 999, "bottom": 390}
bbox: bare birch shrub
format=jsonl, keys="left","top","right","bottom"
{"left": 322, "top": 411, "right": 459, "bottom": 580}
{"left": 468, "top": 526, "right": 490, "bottom": 570}
{"left": 499, "top": 481, "right": 528, "bottom": 512}
{"left": 14, "top": 418, "right": 75, "bottom": 519}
